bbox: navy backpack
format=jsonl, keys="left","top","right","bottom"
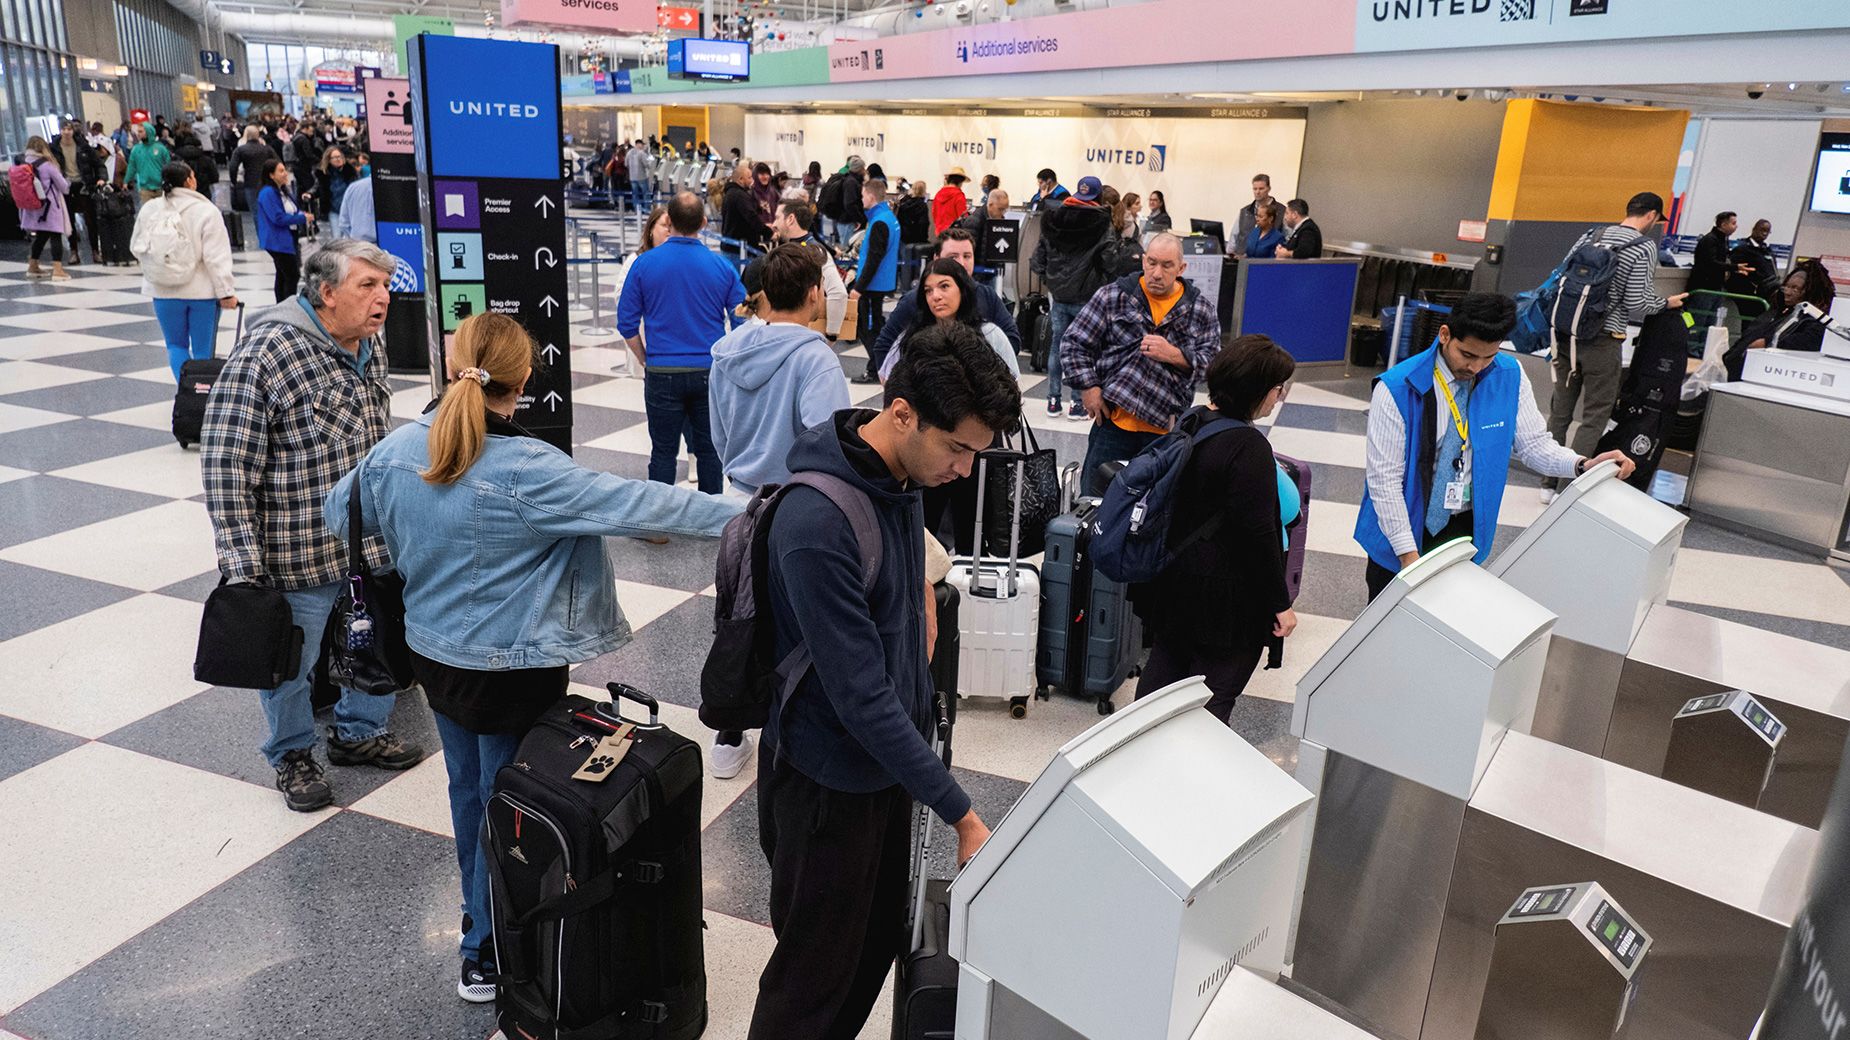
{"left": 1089, "top": 412, "right": 1246, "bottom": 585}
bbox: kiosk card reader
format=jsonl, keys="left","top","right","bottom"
{"left": 1290, "top": 540, "right": 1817, "bottom": 1040}
{"left": 1489, "top": 460, "right": 1850, "bottom": 829}
{"left": 1474, "top": 883, "right": 1650, "bottom": 1040}
{"left": 949, "top": 678, "right": 1314, "bottom": 1040}
{"left": 1662, "top": 691, "right": 1785, "bottom": 810}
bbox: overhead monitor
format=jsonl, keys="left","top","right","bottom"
{"left": 666, "top": 37, "right": 750, "bottom": 81}
{"left": 1809, "top": 132, "right": 1850, "bottom": 214}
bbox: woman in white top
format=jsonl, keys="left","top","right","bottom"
{"left": 879, "top": 257, "right": 1020, "bottom": 381}
{"left": 132, "top": 161, "right": 236, "bottom": 381}
{"left": 610, "top": 205, "right": 673, "bottom": 373}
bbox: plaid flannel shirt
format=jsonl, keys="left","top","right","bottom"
{"left": 201, "top": 306, "right": 391, "bottom": 590}
{"left": 1058, "top": 273, "right": 1220, "bottom": 429}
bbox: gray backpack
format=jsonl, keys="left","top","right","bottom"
{"left": 698, "top": 471, "right": 881, "bottom": 732}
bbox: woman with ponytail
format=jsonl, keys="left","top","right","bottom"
{"left": 324, "top": 312, "right": 743, "bottom": 1002}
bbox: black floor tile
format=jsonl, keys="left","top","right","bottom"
{"left": 1231, "top": 694, "right": 1299, "bottom": 774}
{"left": 0, "top": 560, "right": 138, "bottom": 640}
{"left": 571, "top": 595, "right": 714, "bottom": 711}
{"left": 6, "top": 811, "right": 495, "bottom": 1040}
{"left": 1289, "top": 549, "right": 1370, "bottom": 623}
{"left": 604, "top": 531, "right": 722, "bottom": 593}
{"left": 1275, "top": 401, "right": 1370, "bottom": 436}
{"left": 0, "top": 714, "right": 88, "bottom": 783}
{"left": 156, "top": 569, "right": 225, "bottom": 604}
{"left": 100, "top": 685, "right": 442, "bottom": 807}
{"left": 0, "top": 374, "right": 176, "bottom": 416}
{"left": 0, "top": 474, "right": 174, "bottom": 548}
{"left": 42, "top": 344, "right": 168, "bottom": 375}
{"left": 1680, "top": 517, "right": 1828, "bottom": 565}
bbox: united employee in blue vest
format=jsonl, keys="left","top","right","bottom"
{"left": 848, "top": 177, "right": 901, "bottom": 383}
{"left": 1355, "top": 292, "right": 1635, "bottom": 601}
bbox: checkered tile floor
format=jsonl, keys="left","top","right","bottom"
{"left": 1, "top": 229, "right": 1847, "bottom": 1040}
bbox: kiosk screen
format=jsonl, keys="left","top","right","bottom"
{"left": 1509, "top": 886, "right": 1577, "bottom": 918}
{"left": 1588, "top": 902, "right": 1644, "bottom": 968}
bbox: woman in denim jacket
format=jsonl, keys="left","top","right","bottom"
{"left": 325, "top": 312, "right": 741, "bottom": 1002}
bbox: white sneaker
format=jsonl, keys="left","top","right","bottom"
{"left": 1539, "top": 488, "right": 1557, "bottom": 506}
{"left": 709, "top": 733, "right": 755, "bottom": 780}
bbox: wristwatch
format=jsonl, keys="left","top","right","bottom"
{"left": 1575, "top": 457, "right": 1590, "bottom": 476}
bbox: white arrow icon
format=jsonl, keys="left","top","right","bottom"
{"left": 993, "top": 239, "right": 1010, "bottom": 254}
{"left": 534, "top": 246, "right": 557, "bottom": 270}
{"left": 541, "top": 343, "right": 561, "bottom": 362}
{"left": 533, "top": 194, "right": 555, "bottom": 217}
{"left": 543, "top": 390, "right": 563, "bottom": 412}
{"left": 679, "top": 11, "right": 694, "bottom": 25}
{"left": 538, "top": 295, "right": 560, "bottom": 316}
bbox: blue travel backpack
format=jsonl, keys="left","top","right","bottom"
{"left": 1544, "top": 228, "right": 1656, "bottom": 351}
{"left": 1089, "top": 412, "right": 1246, "bottom": 585}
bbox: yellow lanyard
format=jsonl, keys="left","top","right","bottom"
{"left": 1435, "top": 361, "right": 1468, "bottom": 447}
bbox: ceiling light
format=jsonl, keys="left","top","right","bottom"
{"left": 1787, "top": 82, "right": 1799, "bottom": 91}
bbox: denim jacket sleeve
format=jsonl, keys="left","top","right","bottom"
{"left": 512, "top": 444, "right": 744, "bottom": 539}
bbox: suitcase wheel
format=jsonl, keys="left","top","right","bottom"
{"left": 1009, "top": 696, "right": 1028, "bottom": 720}
{"left": 1035, "top": 684, "right": 1053, "bottom": 701}
{"left": 1097, "top": 698, "right": 1115, "bottom": 716}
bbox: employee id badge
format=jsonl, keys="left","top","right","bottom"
{"left": 1444, "top": 481, "right": 1468, "bottom": 512}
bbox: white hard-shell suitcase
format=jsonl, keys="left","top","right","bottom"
{"left": 947, "top": 455, "right": 1041, "bottom": 719}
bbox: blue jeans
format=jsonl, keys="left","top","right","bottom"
{"left": 643, "top": 369, "right": 723, "bottom": 494}
{"left": 258, "top": 582, "right": 396, "bottom": 767}
{"left": 1082, "top": 420, "right": 1162, "bottom": 497}
{"left": 154, "top": 297, "right": 220, "bottom": 381}
{"left": 1047, "top": 299, "right": 1085, "bottom": 405}
{"left": 631, "top": 182, "right": 652, "bottom": 217}
{"left": 433, "top": 711, "right": 523, "bottom": 963}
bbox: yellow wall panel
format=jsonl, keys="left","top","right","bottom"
{"left": 1488, "top": 99, "right": 1688, "bottom": 223}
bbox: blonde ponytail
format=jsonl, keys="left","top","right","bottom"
{"left": 423, "top": 313, "right": 536, "bottom": 484}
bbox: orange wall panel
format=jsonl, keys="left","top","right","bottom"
{"left": 1488, "top": 99, "right": 1689, "bottom": 223}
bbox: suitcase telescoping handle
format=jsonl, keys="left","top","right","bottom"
{"left": 599, "top": 682, "right": 662, "bottom": 728}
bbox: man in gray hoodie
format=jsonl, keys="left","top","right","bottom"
{"left": 705, "top": 243, "right": 852, "bottom": 779}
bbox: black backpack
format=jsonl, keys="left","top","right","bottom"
{"left": 1545, "top": 228, "right": 1656, "bottom": 349}
{"left": 818, "top": 172, "right": 849, "bottom": 221}
{"left": 699, "top": 472, "right": 881, "bottom": 732}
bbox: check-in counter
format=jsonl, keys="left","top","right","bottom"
{"left": 1228, "top": 258, "right": 1364, "bottom": 368}
{"left": 1688, "top": 349, "right": 1850, "bottom": 563}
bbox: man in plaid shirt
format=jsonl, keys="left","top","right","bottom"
{"left": 202, "top": 239, "right": 426, "bottom": 812}
{"left": 1060, "top": 233, "right": 1222, "bottom": 494}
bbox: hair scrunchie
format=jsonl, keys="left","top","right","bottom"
{"left": 457, "top": 367, "right": 491, "bottom": 386}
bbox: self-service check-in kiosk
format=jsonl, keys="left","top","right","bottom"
{"left": 1289, "top": 540, "right": 1818, "bottom": 1040}
{"left": 1662, "top": 691, "right": 1786, "bottom": 810}
{"left": 1488, "top": 461, "right": 1850, "bottom": 829}
{"left": 1473, "top": 883, "right": 1650, "bottom": 1040}
{"left": 948, "top": 678, "right": 1319, "bottom": 1040}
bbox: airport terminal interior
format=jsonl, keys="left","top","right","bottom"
{"left": 4, "top": 3, "right": 1850, "bottom": 1040}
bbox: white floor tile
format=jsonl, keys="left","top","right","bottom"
{"left": 0, "top": 499, "right": 218, "bottom": 591}
{"left": 90, "top": 400, "right": 177, "bottom": 432}
{"left": 122, "top": 364, "right": 182, "bottom": 384}
{"left": 0, "top": 308, "right": 151, "bottom": 332}
{"left": 391, "top": 384, "right": 436, "bottom": 421}
{"left": 0, "top": 593, "right": 208, "bottom": 739}
{"left": 347, "top": 751, "right": 454, "bottom": 837}
{"left": 49, "top": 444, "right": 203, "bottom": 499}
{"left": 1240, "top": 611, "right": 1351, "bottom": 704}
{"left": 1670, "top": 549, "right": 1850, "bottom": 626}
{"left": 0, "top": 331, "right": 136, "bottom": 361}
{"left": 1492, "top": 484, "right": 1549, "bottom": 529}
{"left": 582, "top": 421, "right": 655, "bottom": 455}
{"left": 1282, "top": 383, "right": 1370, "bottom": 412}
{"left": 0, "top": 464, "right": 31, "bottom": 485}
{"left": 0, "top": 401, "right": 77, "bottom": 434}
{"left": 0, "top": 742, "right": 327, "bottom": 1013}
{"left": 0, "top": 360, "right": 109, "bottom": 395}
{"left": 30, "top": 289, "right": 154, "bottom": 310}
{"left": 571, "top": 325, "right": 625, "bottom": 345}
{"left": 701, "top": 911, "right": 778, "bottom": 1040}
{"left": 567, "top": 345, "right": 635, "bottom": 375}
{"left": 613, "top": 578, "right": 695, "bottom": 630}
{"left": 838, "top": 345, "right": 868, "bottom": 360}
{"left": 1263, "top": 425, "right": 1366, "bottom": 470}
{"left": 1305, "top": 500, "right": 1364, "bottom": 559}
{"left": 572, "top": 375, "right": 647, "bottom": 412}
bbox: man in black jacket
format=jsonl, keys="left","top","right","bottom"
{"left": 1728, "top": 218, "right": 1780, "bottom": 306}
{"left": 720, "top": 161, "right": 769, "bottom": 258}
{"left": 748, "top": 321, "right": 1015, "bottom": 1040}
{"left": 1030, "top": 174, "right": 1112, "bottom": 419}
{"left": 1689, "top": 210, "right": 1738, "bottom": 294}
{"left": 1277, "top": 199, "right": 1323, "bottom": 260}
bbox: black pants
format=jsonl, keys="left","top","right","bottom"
{"left": 857, "top": 290, "right": 889, "bottom": 372}
{"left": 269, "top": 250, "right": 300, "bottom": 300}
{"left": 69, "top": 192, "right": 97, "bottom": 261}
{"left": 748, "top": 750, "right": 910, "bottom": 1040}
{"left": 1135, "top": 631, "right": 1265, "bottom": 724}
{"left": 29, "top": 230, "right": 64, "bottom": 262}
{"left": 1364, "top": 510, "right": 1474, "bottom": 602}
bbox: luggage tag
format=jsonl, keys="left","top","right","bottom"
{"left": 571, "top": 723, "right": 635, "bottom": 783}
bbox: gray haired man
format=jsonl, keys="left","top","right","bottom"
{"left": 202, "top": 238, "right": 426, "bottom": 812}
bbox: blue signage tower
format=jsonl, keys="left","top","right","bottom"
{"left": 410, "top": 34, "right": 573, "bottom": 452}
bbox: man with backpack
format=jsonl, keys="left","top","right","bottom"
{"left": 739, "top": 322, "right": 1016, "bottom": 1040}
{"left": 817, "top": 155, "right": 866, "bottom": 246}
{"left": 1356, "top": 293, "right": 1636, "bottom": 601}
{"left": 1540, "top": 191, "right": 1686, "bottom": 503}
{"left": 1031, "top": 174, "right": 1116, "bottom": 419}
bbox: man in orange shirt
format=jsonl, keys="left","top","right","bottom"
{"left": 1060, "top": 233, "right": 1222, "bottom": 495}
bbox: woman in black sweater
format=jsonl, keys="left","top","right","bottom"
{"left": 1132, "top": 335, "right": 1299, "bottom": 723}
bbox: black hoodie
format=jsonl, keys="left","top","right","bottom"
{"left": 763, "top": 410, "right": 971, "bottom": 825}
{"left": 1030, "top": 200, "right": 1113, "bottom": 305}
{"left": 721, "top": 180, "right": 768, "bottom": 251}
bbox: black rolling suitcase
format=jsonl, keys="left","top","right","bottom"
{"left": 1036, "top": 473, "right": 1141, "bottom": 716}
{"left": 892, "top": 674, "right": 957, "bottom": 1040}
{"left": 1016, "top": 292, "right": 1050, "bottom": 372}
{"left": 173, "top": 304, "right": 241, "bottom": 448}
{"left": 488, "top": 684, "right": 708, "bottom": 1040}
{"left": 931, "top": 580, "right": 960, "bottom": 734}
{"left": 223, "top": 209, "right": 245, "bottom": 252}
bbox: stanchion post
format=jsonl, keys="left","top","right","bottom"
{"left": 581, "top": 231, "right": 618, "bottom": 343}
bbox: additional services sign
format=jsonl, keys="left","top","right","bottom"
{"left": 364, "top": 77, "right": 416, "bottom": 156}
{"left": 499, "top": 0, "right": 655, "bottom": 34}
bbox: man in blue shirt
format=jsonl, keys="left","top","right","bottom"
{"left": 332, "top": 172, "right": 375, "bottom": 243}
{"left": 616, "top": 191, "right": 746, "bottom": 494}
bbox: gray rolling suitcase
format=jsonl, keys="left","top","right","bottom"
{"left": 1036, "top": 492, "right": 1142, "bottom": 717}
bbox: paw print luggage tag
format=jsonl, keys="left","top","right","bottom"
{"left": 572, "top": 722, "right": 636, "bottom": 782}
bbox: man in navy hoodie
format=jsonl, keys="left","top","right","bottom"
{"left": 747, "top": 322, "right": 1020, "bottom": 1040}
